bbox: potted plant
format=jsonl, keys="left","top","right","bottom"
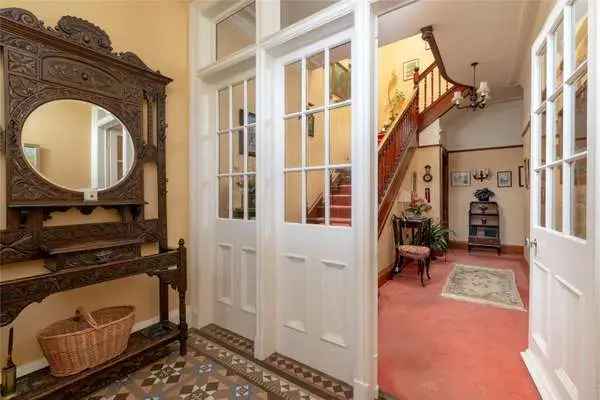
{"left": 428, "top": 223, "right": 453, "bottom": 257}
{"left": 473, "top": 187, "right": 495, "bottom": 202}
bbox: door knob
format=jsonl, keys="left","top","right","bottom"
{"left": 525, "top": 238, "right": 538, "bottom": 248}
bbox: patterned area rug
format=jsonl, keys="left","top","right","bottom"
{"left": 441, "top": 264, "right": 526, "bottom": 311}
{"left": 86, "top": 329, "right": 326, "bottom": 400}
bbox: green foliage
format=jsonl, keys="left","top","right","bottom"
{"left": 428, "top": 223, "right": 454, "bottom": 253}
{"left": 411, "top": 222, "right": 454, "bottom": 253}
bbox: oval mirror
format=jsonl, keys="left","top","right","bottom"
{"left": 21, "top": 100, "right": 135, "bottom": 192}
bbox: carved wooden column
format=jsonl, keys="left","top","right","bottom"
{"left": 177, "top": 238, "right": 188, "bottom": 356}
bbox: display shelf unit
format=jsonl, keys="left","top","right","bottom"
{"left": 468, "top": 201, "right": 501, "bottom": 254}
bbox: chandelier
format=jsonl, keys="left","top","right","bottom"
{"left": 452, "top": 62, "right": 490, "bottom": 110}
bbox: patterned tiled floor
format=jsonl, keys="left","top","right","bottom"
{"left": 86, "top": 329, "right": 325, "bottom": 400}
{"left": 198, "top": 324, "right": 254, "bottom": 358}
{"left": 263, "top": 354, "right": 352, "bottom": 400}
{"left": 198, "top": 325, "right": 353, "bottom": 400}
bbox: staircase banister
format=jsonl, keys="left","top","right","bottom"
{"left": 415, "top": 62, "right": 437, "bottom": 83}
{"left": 378, "top": 90, "right": 419, "bottom": 152}
{"left": 420, "top": 25, "right": 473, "bottom": 91}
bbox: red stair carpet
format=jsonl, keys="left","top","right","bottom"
{"left": 378, "top": 249, "right": 540, "bottom": 400}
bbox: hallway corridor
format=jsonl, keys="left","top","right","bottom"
{"left": 378, "top": 249, "right": 540, "bottom": 400}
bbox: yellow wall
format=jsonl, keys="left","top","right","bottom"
{"left": 377, "top": 34, "right": 434, "bottom": 132}
{"left": 0, "top": 1, "right": 188, "bottom": 368}
{"left": 448, "top": 147, "right": 526, "bottom": 246}
{"left": 378, "top": 145, "right": 442, "bottom": 271}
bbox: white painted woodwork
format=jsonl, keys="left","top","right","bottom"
{"left": 271, "top": 29, "right": 357, "bottom": 383}
{"left": 523, "top": 1, "right": 598, "bottom": 399}
{"left": 191, "top": 2, "right": 377, "bottom": 398}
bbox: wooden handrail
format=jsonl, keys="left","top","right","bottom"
{"left": 377, "top": 91, "right": 419, "bottom": 209}
{"left": 420, "top": 25, "right": 472, "bottom": 90}
{"left": 378, "top": 90, "right": 418, "bottom": 152}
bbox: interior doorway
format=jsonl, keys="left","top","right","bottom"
{"left": 375, "top": 0, "right": 596, "bottom": 399}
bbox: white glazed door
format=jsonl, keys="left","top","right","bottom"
{"left": 214, "top": 77, "right": 257, "bottom": 340}
{"left": 274, "top": 30, "right": 356, "bottom": 383}
{"left": 526, "top": 0, "right": 596, "bottom": 399}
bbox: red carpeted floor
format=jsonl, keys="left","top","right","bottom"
{"left": 378, "top": 249, "right": 540, "bottom": 400}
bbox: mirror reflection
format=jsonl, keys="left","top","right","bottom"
{"left": 22, "top": 100, "right": 134, "bottom": 192}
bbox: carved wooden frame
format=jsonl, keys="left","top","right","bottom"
{"left": 0, "top": 8, "right": 171, "bottom": 262}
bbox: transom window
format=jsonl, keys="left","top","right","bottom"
{"left": 533, "top": 0, "right": 588, "bottom": 239}
{"left": 216, "top": 2, "right": 256, "bottom": 61}
{"left": 217, "top": 78, "right": 256, "bottom": 220}
{"left": 283, "top": 42, "right": 352, "bottom": 226}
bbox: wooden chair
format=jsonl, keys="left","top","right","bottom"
{"left": 391, "top": 215, "right": 432, "bottom": 287}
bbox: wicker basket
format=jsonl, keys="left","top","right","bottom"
{"left": 37, "top": 306, "right": 135, "bottom": 377}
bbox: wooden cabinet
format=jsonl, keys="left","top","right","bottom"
{"left": 468, "top": 201, "right": 501, "bottom": 254}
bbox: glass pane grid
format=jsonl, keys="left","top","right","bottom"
{"left": 284, "top": 41, "right": 352, "bottom": 227}
{"left": 534, "top": 2, "right": 588, "bottom": 240}
{"left": 216, "top": 77, "right": 257, "bottom": 221}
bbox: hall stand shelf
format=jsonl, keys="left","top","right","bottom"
{"left": 467, "top": 201, "right": 501, "bottom": 254}
{"left": 0, "top": 7, "right": 187, "bottom": 400}
{"left": 0, "top": 241, "right": 188, "bottom": 400}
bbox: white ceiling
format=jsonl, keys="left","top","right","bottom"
{"left": 378, "top": 0, "right": 551, "bottom": 92}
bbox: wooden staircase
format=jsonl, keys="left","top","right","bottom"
{"left": 377, "top": 26, "right": 471, "bottom": 236}
{"left": 307, "top": 170, "right": 352, "bottom": 226}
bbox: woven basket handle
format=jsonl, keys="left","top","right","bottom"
{"left": 75, "top": 307, "right": 98, "bottom": 329}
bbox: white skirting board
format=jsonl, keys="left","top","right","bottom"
{"left": 520, "top": 349, "right": 558, "bottom": 400}
{"left": 16, "top": 308, "right": 186, "bottom": 378}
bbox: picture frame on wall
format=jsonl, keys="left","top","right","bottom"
{"left": 497, "top": 170, "right": 513, "bottom": 188}
{"left": 330, "top": 62, "right": 350, "bottom": 100}
{"left": 518, "top": 165, "right": 525, "bottom": 187}
{"left": 524, "top": 158, "right": 530, "bottom": 189}
{"left": 451, "top": 171, "right": 470, "bottom": 186}
{"left": 403, "top": 59, "right": 420, "bottom": 81}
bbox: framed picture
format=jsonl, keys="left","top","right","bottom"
{"left": 23, "top": 143, "right": 40, "bottom": 170}
{"left": 518, "top": 165, "right": 525, "bottom": 187}
{"left": 330, "top": 62, "right": 350, "bottom": 101}
{"left": 238, "top": 110, "right": 256, "bottom": 156}
{"left": 523, "top": 158, "right": 530, "bottom": 189}
{"left": 403, "top": 59, "right": 420, "bottom": 81}
{"left": 497, "top": 170, "right": 513, "bottom": 188}
{"left": 451, "top": 171, "right": 470, "bottom": 186}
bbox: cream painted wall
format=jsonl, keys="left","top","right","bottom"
{"left": 377, "top": 33, "right": 434, "bottom": 131}
{"left": 0, "top": 1, "right": 188, "bottom": 368}
{"left": 442, "top": 100, "right": 524, "bottom": 151}
{"left": 448, "top": 147, "right": 526, "bottom": 246}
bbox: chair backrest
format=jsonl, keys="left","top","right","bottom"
{"left": 391, "top": 215, "right": 405, "bottom": 247}
{"left": 391, "top": 215, "right": 431, "bottom": 248}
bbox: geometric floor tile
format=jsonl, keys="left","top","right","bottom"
{"left": 263, "top": 353, "right": 353, "bottom": 400}
{"left": 197, "top": 324, "right": 254, "bottom": 358}
{"left": 85, "top": 329, "right": 326, "bottom": 400}
{"left": 198, "top": 325, "right": 353, "bottom": 400}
